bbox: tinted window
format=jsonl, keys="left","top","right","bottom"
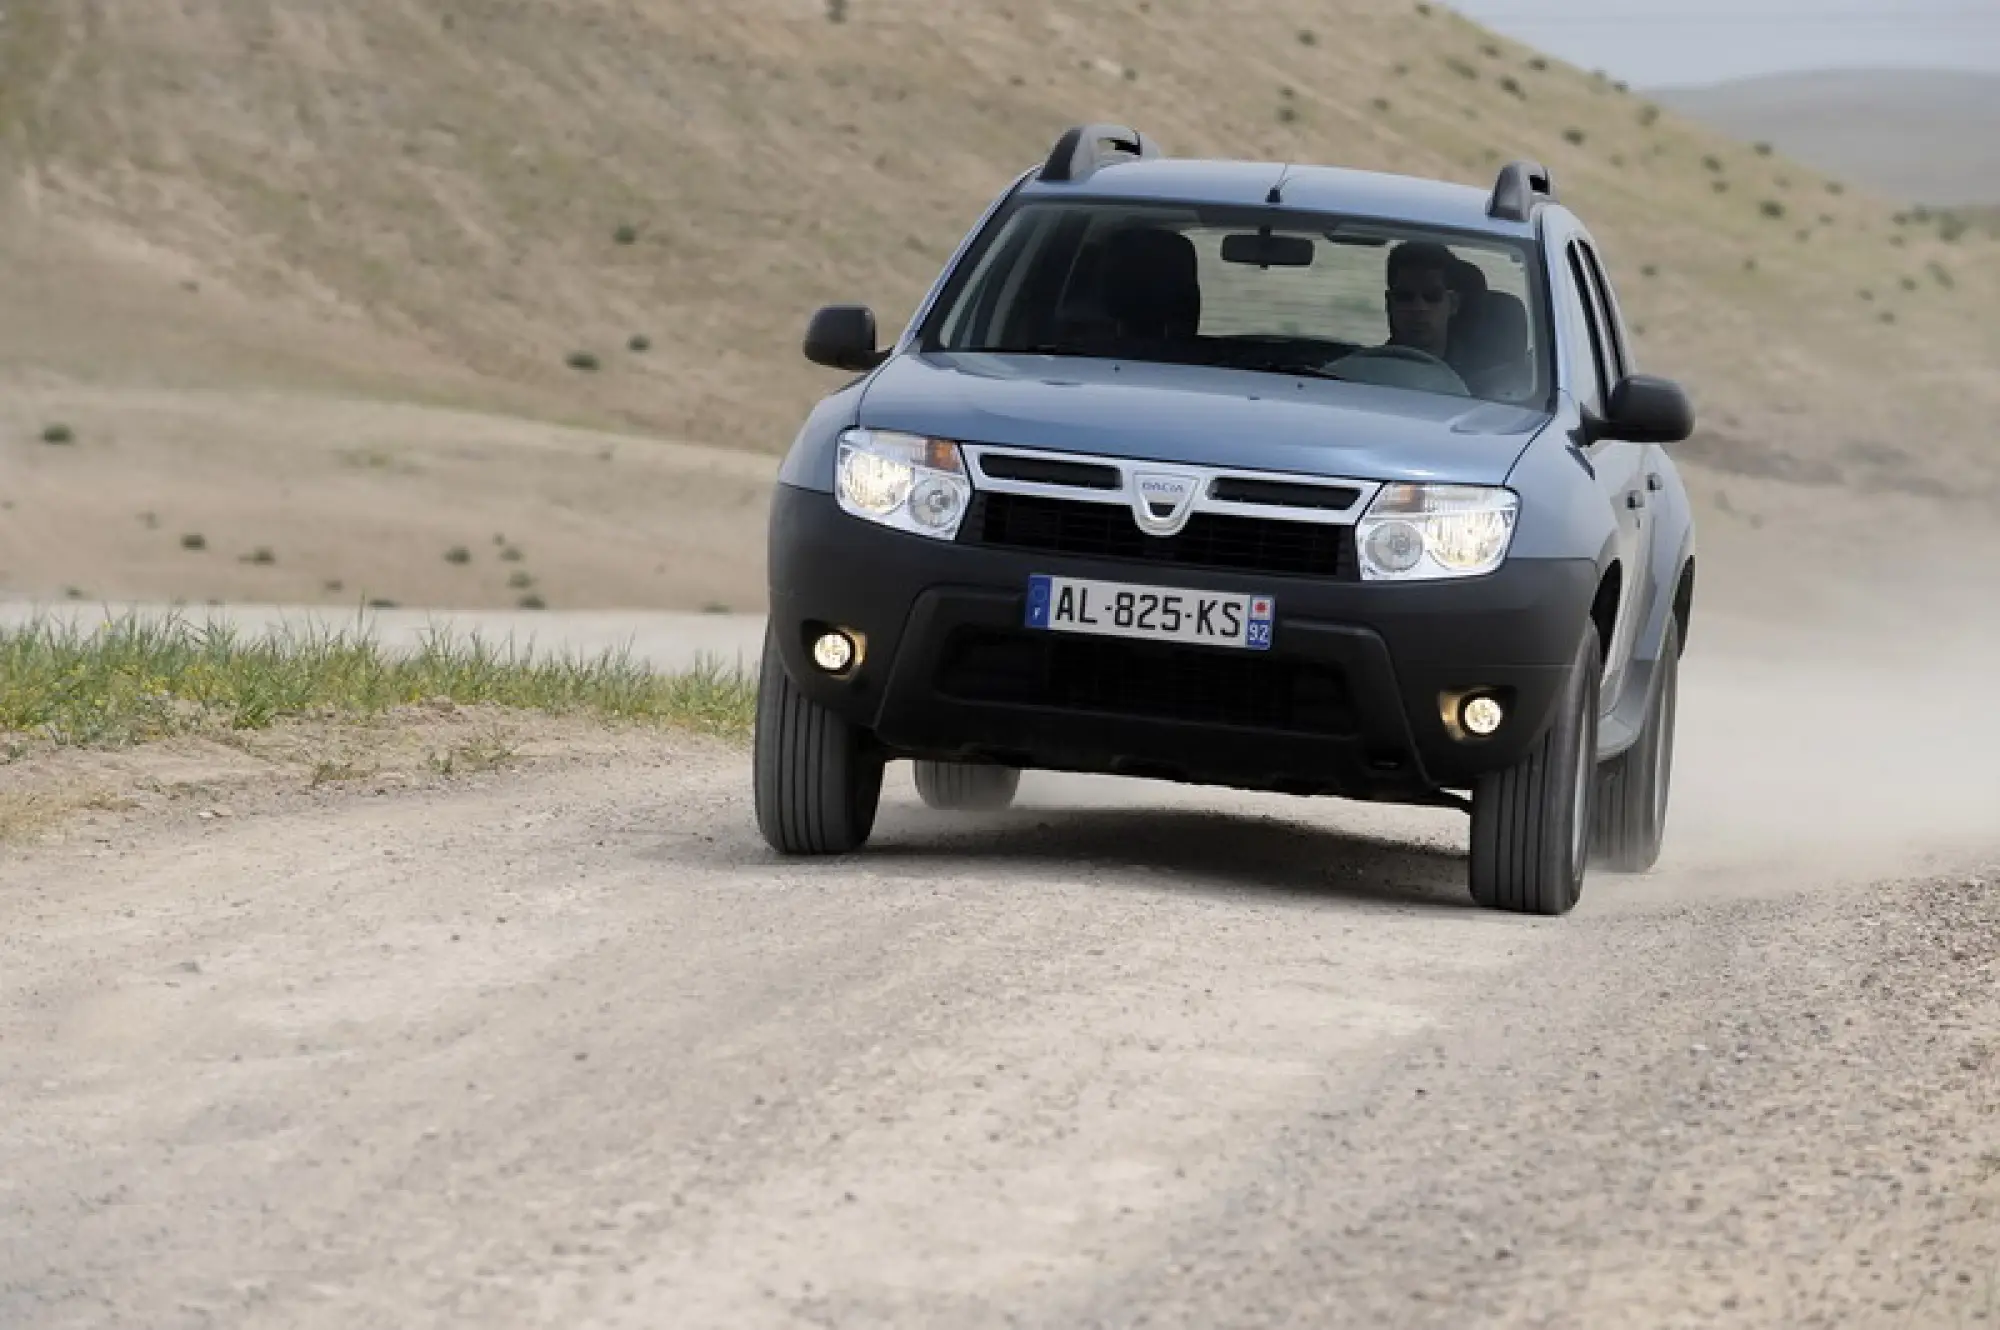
{"left": 924, "top": 199, "right": 1553, "bottom": 409}
{"left": 1561, "top": 241, "right": 1612, "bottom": 412}
{"left": 1575, "top": 239, "right": 1630, "bottom": 381}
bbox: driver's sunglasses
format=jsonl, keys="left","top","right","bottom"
{"left": 1389, "top": 285, "right": 1452, "bottom": 306}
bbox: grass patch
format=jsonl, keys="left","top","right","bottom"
{"left": 0, "top": 612, "right": 757, "bottom": 748}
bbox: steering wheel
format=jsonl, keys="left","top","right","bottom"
{"left": 1342, "top": 344, "right": 1455, "bottom": 371}
{"left": 1331, "top": 343, "right": 1472, "bottom": 396}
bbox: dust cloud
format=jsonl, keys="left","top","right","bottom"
{"left": 988, "top": 559, "right": 1999, "bottom": 900}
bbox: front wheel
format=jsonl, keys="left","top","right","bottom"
{"left": 1468, "top": 621, "right": 1603, "bottom": 916}
{"left": 1592, "top": 614, "right": 1681, "bottom": 872}
{"left": 912, "top": 759, "right": 1021, "bottom": 812}
{"left": 752, "top": 630, "right": 884, "bottom": 855}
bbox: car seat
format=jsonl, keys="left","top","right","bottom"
{"left": 1445, "top": 257, "right": 1532, "bottom": 394}
{"left": 1096, "top": 226, "right": 1203, "bottom": 345}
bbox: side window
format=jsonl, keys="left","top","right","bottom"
{"left": 1559, "top": 242, "right": 1610, "bottom": 413}
{"left": 1574, "top": 240, "right": 1630, "bottom": 382}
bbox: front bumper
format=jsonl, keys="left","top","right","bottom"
{"left": 766, "top": 483, "right": 1597, "bottom": 802}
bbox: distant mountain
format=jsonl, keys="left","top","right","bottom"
{"left": 1652, "top": 68, "right": 2000, "bottom": 206}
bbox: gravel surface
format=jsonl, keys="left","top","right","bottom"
{"left": 0, "top": 732, "right": 1993, "bottom": 1329}
{"left": 2, "top": 611, "right": 1996, "bottom": 1328}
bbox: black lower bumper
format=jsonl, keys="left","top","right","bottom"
{"left": 766, "top": 483, "right": 1598, "bottom": 802}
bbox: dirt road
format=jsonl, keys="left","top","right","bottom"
{"left": 3, "top": 608, "right": 1996, "bottom": 1328}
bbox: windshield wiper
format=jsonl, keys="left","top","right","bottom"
{"left": 981, "top": 343, "right": 1089, "bottom": 356}
{"left": 1233, "top": 358, "right": 1349, "bottom": 381}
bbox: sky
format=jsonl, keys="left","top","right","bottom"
{"left": 1440, "top": 0, "right": 2000, "bottom": 88}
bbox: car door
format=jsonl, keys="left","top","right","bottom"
{"left": 1559, "top": 235, "right": 1650, "bottom": 705}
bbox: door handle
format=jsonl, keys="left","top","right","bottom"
{"left": 1646, "top": 472, "right": 1664, "bottom": 491}
{"left": 1626, "top": 491, "right": 1646, "bottom": 510}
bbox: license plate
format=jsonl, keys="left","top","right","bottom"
{"left": 1024, "top": 575, "right": 1274, "bottom": 651}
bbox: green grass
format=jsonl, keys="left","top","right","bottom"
{"left": 0, "top": 612, "right": 756, "bottom": 747}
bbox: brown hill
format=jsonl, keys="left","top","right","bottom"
{"left": 2, "top": 1, "right": 1995, "bottom": 613}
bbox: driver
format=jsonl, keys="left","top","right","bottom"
{"left": 1317, "top": 240, "right": 1471, "bottom": 395}
{"left": 1382, "top": 240, "right": 1462, "bottom": 358}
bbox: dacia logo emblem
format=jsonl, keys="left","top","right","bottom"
{"left": 1131, "top": 471, "right": 1199, "bottom": 537}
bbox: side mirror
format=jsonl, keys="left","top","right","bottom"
{"left": 1589, "top": 373, "right": 1694, "bottom": 445}
{"left": 804, "top": 304, "right": 888, "bottom": 373}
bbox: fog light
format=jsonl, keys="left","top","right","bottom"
{"left": 812, "top": 631, "right": 855, "bottom": 673}
{"left": 1461, "top": 695, "right": 1505, "bottom": 736}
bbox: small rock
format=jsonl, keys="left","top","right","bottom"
{"left": 179, "top": 960, "right": 202, "bottom": 974}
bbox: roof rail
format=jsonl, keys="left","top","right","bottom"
{"left": 1487, "top": 159, "right": 1555, "bottom": 222}
{"left": 1037, "top": 123, "right": 1162, "bottom": 184}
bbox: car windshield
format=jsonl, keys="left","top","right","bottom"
{"left": 924, "top": 197, "right": 1552, "bottom": 408}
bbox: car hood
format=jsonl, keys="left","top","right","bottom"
{"left": 855, "top": 351, "right": 1550, "bottom": 485}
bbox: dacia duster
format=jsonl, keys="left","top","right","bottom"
{"left": 752, "top": 124, "right": 1697, "bottom": 917}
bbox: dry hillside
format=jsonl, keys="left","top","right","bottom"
{"left": 1655, "top": 68, "right": 2000, "bottom": 209}
{"left": 2, "top": 0, "right": 1996, "bottom": 611}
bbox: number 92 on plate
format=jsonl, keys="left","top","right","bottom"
{"left": 1024, "top": 574, "right": 1274, "bottom": 651}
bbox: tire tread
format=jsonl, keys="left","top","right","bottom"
{"left": 753, "top": 631, "right": 880, "bottom": 855}
{"left": 1469, "top": 623, "right": 1601, "bottom": 916}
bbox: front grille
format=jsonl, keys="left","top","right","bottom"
{"left": 965, "top": 491, "right": 1349, "bottom": 580}
{"left": 976, "top": 453, "right": 1122, "bottom": 490}
{"left": 933, "top": 629, "right": 1357, "bottom": 735}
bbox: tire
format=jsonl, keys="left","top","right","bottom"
{"left": 752, "top": 629, "right": 884, "bottom": 855}
{"left": 1592, "top": 614, "right": 1681, "bottom": 873}
{"left": 912, "top": 759, "right": 1021, "bottom": 812}
{"left": 1468, "top": 620, "right": 1602, "bottom": 916}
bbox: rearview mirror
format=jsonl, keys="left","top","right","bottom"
{"left": 1590, "top": 373, "right": 1694, "bottom": 445}
{"left": 1220, "top": 232, "right": 1315, "bottom": 267}
{"left": 804, "top": 304, "right": 888, "bottom": 372}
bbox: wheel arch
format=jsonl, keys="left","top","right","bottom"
{"left": 1589, "top": 559, "right": 1623, "bottom": 660}
{"left": 1671, "top": 556, "right": 1695, "bottom": 656}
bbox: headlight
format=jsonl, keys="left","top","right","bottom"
{"left": 1356, "top": 483, "right": 1519, "bottom": 581}
{"left": 834, "top": 429, "right": 972, "bottom": 540}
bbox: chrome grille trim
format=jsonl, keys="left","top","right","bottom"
{"left": 960, "top": 443, "right": 1381, "bottom": 528}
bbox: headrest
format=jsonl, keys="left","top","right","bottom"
{"left": 1098, "top": 226, "right": 1201, "bottom": 338}
{"left": 1452, "top": 289, "right": 1530, "bottom": 374}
